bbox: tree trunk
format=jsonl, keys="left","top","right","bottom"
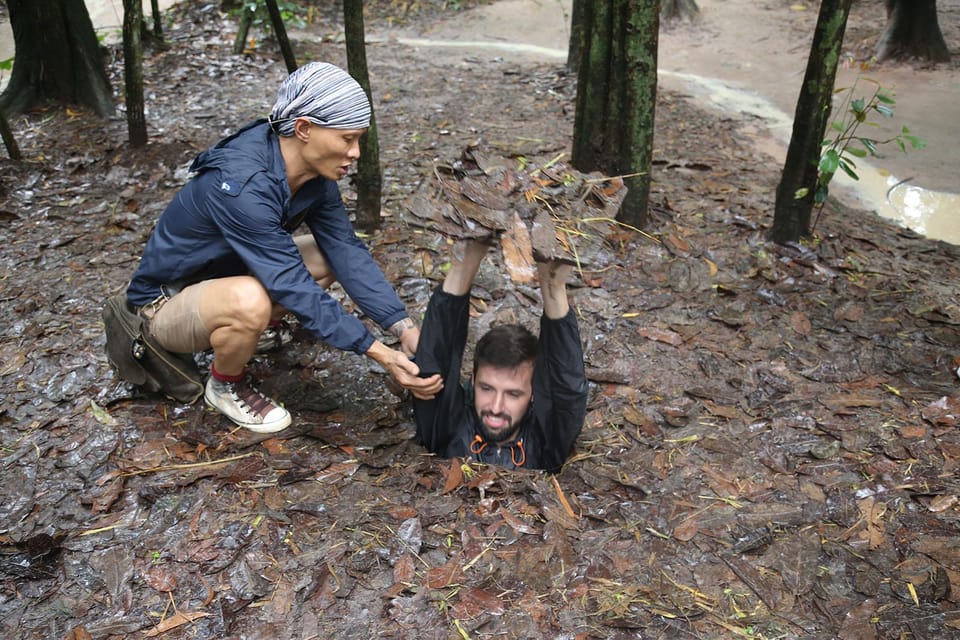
{"left": 123, "top": 0, "right": 148, "bottom": 148}
{"left": 344, "top": 0, "right": 383, "bottom": 231}
{"left": 876, "top": 0, "right": 949, "bottom": 63}
{"left": 661, "top": 0, "right": 699, "bottom": 22}
{"left": 567, "top": 0, "right": 585, "bottom": 74}
{"left": 0, "top": 105, "right": 22, "bottom": 160}
{"left": 0, "top": 0, "right": 113, "bottom": 116}
{"left": 572, "top": 1, "right": 659, "bottom": 228}
{"left": 150, "top": 0, "right": 163, "bottom": 41}
{"left": 771, "top": 0, "right": 852, "bottom": 244}
{"left": 234, "top": 5, "right": 255, "bottom": 55}
{"left": 265, "top": 0, "right": 298, "bottom": 73}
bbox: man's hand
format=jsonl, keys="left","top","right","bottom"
{"left": 537, "top": 260, "right": 573, "bottom": 319}
{"left": 388, "top": 318, "right": 420, "bottom": 357}
{"left": 366, "top": 340, "right": 443, "bottom": 400}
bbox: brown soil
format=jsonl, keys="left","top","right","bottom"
{"left": 1, "top": 2, "right": 959, "bottom": 639}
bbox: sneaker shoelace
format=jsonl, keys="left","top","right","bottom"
{"left": 231, "top": 379, "right": 277, "bottom": 419}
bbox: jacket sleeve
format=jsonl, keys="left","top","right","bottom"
{"left": 304, "top": 181, "right": 409, "bottom": 331}
{"left": 412, "top": 287, "right": 471, "bottom": 455}
{"left": 529, "top": 309, "right": 588, "bottom": 473}
{"left": 206, "top": 173, "right": 377, "bottom": 354}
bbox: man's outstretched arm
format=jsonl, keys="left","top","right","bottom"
{"left": 443, "top": 239, "right": 492, "bottom": 296}
{"left": 537, "top": 261, "right": 573, "bottom": 319}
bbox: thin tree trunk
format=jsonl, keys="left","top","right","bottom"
{"left": 265, "top": 0, "right": 297, "bottom": 73}
{"left": 772, "top": 0, "right": 852, "bottom": 244}
{"left": 571, "top": 3, "right": 612, "bottom": 172}
{"left": 567, "top": 0, "right": 585, "bottom": 74}
{"left": 344, "top": 0, "right": 382, "bottom": 231}
{"left": 150, "top": 0, "right": 163, "bottom": 42}
{"left": 616, "top": 0, "right": 658, "bottom": 226}
{"left": 233, "top": 5, "right": 254, "bottom": 55}
{"left": 123, "top": 0, "right": 148, "bottom": 147}
{"left": 0, "top": 105, "right": 22, "bottom": 160}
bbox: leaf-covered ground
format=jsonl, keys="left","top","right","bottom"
{"left": 1, "top": 2, "right": 959, "bottom": 639}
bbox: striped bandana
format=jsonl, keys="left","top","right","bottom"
{"left": 268, "top": 62, "right": 371, "bottom": 136}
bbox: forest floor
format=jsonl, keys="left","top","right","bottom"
{"left": 1, "top": 1, "right": 960, "bottom": 639}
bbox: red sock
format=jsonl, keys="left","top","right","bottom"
{"left": 211, "top": 364, "right": 245, "bottom": 383}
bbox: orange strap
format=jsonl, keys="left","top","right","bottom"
{"left": 470, "top": 434, "right": 526, "bottom": 467}
{"left": 469, "top": 434, "right": 487, "bottom": 455}
{"left": 511, "top": 438, "right": 526, "bottom": 467}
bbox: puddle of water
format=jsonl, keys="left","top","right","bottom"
{"left": 661, "top": 70, "right": 960, "bottom": 246}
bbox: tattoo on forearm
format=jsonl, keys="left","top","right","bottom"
{"left": 389, "top": 317, "right": 416, "bottom": 338}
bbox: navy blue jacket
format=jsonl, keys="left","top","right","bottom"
{"left": 127, "top": 120, "right": 408, "bottom": 354}
{"left": 413, "top": 288, "right": 588, "bottom": 473}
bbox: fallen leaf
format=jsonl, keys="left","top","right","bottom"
{"left": 144, "top": 611, "right": 211, "bottom": 637}
{"left": 394, "top": 553, "right": 416, "bottom": 584}
{"left": 501, "top": 212, "right": 536, "bottom": 284}
{"left": 143, "top": 566, "right": 177, "bottom": 592}
{"left": 927, "top": 495, "right": 958, "bottom": 513}
{"left": 636, "top": 326, "right": 684, "bottom": 346}
{"left": 424, "top": 557, "right": 461, "bottom": 589}
{"left": 441, "top": 458, "right": 463, "bottom": 494}
{"left": 454, "top": 586, "right": 506, "bottom": 619}
{"left": 673, "top": 517, "right": 699, "bottom": 541}
{"left": 790, "top": 311, "right": 811, "bottom": 335}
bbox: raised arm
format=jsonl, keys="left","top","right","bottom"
{"left": 536, "top": 260, "right": 573, "bottom": 319}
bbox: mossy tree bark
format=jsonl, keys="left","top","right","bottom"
{"left": 344, "top": 0, "right": 383, "bottom": 231}
{"left": 123, "top": 0, "right": 148, "bottom": 148}
{"left": 0, "top": 0, "right": 113, "bottom": 117}
{"left": 771, "top": 0, "right": 852, "bottom": 244}
{"left": 567, "top": 0, "right": 585, "bottom": 74}
{"left": 571, "top": 1, "right": 659, "bottom": 228}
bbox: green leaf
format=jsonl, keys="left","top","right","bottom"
{"left": 876, "top": 93, "right": 896, "bottom": 105}
{"left": 0, "top": 57, "right": 12, "bottom": 72}
{"left": 851, "top": 97, "right": 866, "bottom": 112}
{"left": 819, "top": 149, "right": 840, "bottom": 174}
{"left": 858, "top": 139, "right": 877, "bottom": 155}
{"left": 903, "top": 134, "right": 926, "bottom": 150}
{"left": 814, "top": 184, "right": 829, "bottom": 204}
{"left": 845, "top": 146, "right": 868, "bottom": 158}
{"left": 830, "top": 121, "right": 845, "bottom": 132}
{"left": 794, "top": 187, "right": 810, "bottom": 200}
{"left": 839, "top": 162, "right": 859, "bottom": 181}
{"left": 875, "top": 104, "right": 894, "bottom": 117}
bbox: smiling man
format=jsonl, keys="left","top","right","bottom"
{"left": 123, "top": 62, "right": 441, "bottom": 433}
{"left": 413, "top": 240, "right": 588, "bottom": 473}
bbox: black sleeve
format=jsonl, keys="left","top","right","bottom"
{"left": 412, "top": 287, "right": 471, "bottom": 455}
{"left": 528, "top": 309, "right": 588, "bottom": 473}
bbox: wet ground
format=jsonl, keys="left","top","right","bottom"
{"left": 2, "top": 2, "right": 960, "bottom": 639}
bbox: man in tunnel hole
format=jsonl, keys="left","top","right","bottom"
{"left": 413, "top": 239, "right": 588, "bottom": 473}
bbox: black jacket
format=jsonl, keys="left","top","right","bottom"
{"left": 413, "top": 287, "right": 588, "bottom": 473}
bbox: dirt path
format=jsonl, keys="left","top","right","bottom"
{"left": 392, "top": 0, "right": 960, "bottom": 244}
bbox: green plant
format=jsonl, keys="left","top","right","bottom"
{"left": 797, "top": 77, "right": 925, "bottom": 225}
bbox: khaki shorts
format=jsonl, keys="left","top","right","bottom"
{"left": 141, "top": 280, "right": 213, "bottom": 354}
